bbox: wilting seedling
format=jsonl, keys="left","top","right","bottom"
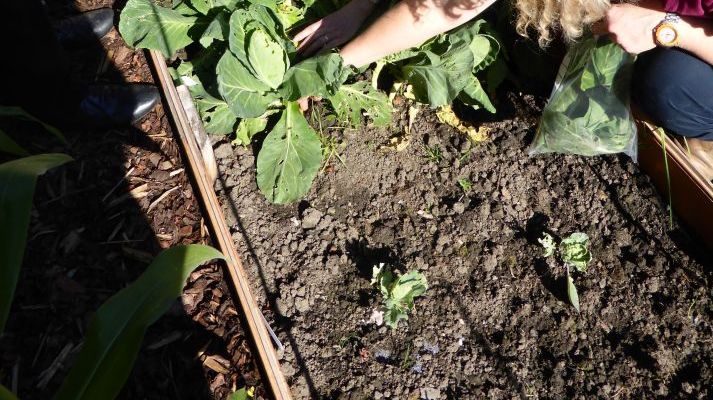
{"left": 371, "top": 263, "right": 428, "bottom": 329}
{"left": 539, "top": 232, "right": 592, "bottom": 312}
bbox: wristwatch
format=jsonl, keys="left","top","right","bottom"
{"left": 654, "top": 13, "right": 682, "bottom": 47}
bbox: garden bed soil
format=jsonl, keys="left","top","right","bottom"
{"left": 214, "top": 93, "right": 712, "bottom": 399}
{"left": 0, "top": 1, "right": 263, "bottom": 398}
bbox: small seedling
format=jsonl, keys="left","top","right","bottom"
{"left": 371, "top": 263, "right": 428, "bottom": 329}
{"left": 320, "top": 134, "right": 346, "bottom": 172}
{"left": 423, "top": 145, "right": 443, "bottom": 164}
{"left": 539, "top": 232, "right": 592, "bottom": 312}
{"left": 400, "top": 343, "right": 415, "bottom": 370}
{"left": 338, "top": 332, "right": 360, "bottom": 348}
{"left": 228, "top": 387, "right": 254, "bottom": 400}
{"left": 311, "top": 105, "right": 346, "bottom": 172}
{"left": 458, "top": 178, "right": 473, "bottom": 193}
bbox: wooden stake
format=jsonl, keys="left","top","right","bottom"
{"left": 147, "top": 50, "right": 293, "bottom": 399}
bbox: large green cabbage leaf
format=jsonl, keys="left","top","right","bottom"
{"left": 279, "top": 53, "right": 344, "bottom": 101}
{"left": 119, "top": 0, "right": 201, "bottom": 58}
{"left": 246, "top": 28, "right": 288, "bottom": 89}
{"left": 256, "top": 102, "right": 322, "bottom": 203}
{"left": 216, "top": 50, "right": 279, "bottom": 118}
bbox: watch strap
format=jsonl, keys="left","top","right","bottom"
{"left": 663, "top": 12, "right": 682, "bottom": 24}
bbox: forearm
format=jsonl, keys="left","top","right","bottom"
{"left": 677, "top": 17, "right": 713, "bottom": 65}
{"left": 343, "top": 0, "right": 379, "bottom": 22}
{"left": 340, "top": 0, "right": 497, "bottom": 67}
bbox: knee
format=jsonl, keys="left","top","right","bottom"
{"left": 633, "top": 49, "right": 713, "bottom": 139}
{"left": 634, "top": 76, "right": 689, "bottom": 134}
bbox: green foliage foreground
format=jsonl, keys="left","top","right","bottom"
{"left": 1, "top": 245, "right": 224, "bottom": 400}
{"left": 0, "top": 154, "right": 73, "bottom": 332}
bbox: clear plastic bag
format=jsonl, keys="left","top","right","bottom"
{"left": 530, "top": 35, "right": 638, "bottom": 159}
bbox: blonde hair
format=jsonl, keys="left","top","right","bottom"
{"left": 514, "top": 0, "right": 612, "bottom": 46}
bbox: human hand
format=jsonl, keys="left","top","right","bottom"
{"left": 294, "top": 0, "right": 374, "bottom": 57}
{"left": 593, "top": 3, "right": 666, "bottom": 54}
{"left": 297, "top": 96, "right": 319, "bottom": 112}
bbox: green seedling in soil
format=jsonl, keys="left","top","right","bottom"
{"left": 458, "top": 147, "right": 470, "bottom": 165}
{"left": 320, "top": 133, "right": 345, "bottom": 172}
{"left": 371, "top": 263, "right": 428, "bottom": 330}
{"left": 457, "top": 245, "right": 469, "bottom": 258}
{"left": 457, "top": 141, "right": 474, "bottom": 165}
{"left": 400, "top": 343, "right": 415, "bottom": 370}
{"left": 458, "top": 178, "right": 473, "bottom": 193}
{"left": 423, "top": 145, "right": 443, "bottom": 164}
{"left": 228, "top": 387, "right": 254, "bottom": 400}
{"left": 338, "top": 332, "right": 360, "bottom": 348}
{"left": 539, "top": 232, "right": 592, "bottom": 312}
{"left": 311, "top": 104, "right": 346, "bottom": 172}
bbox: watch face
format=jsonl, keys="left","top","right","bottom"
{"left": 658, "top": 26, "right": 678, "bottom": 44}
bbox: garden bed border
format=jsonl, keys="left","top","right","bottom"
{"left": 146, "top": 49, "right": 293, "bottom": 399}
{"left": 637, "top": 120, "right": 713, "bottom": 250}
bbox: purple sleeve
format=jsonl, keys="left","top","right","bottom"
{"left": 663, "top": 0, "right": 713, "bottom": 17}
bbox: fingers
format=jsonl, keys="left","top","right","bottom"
{"left": 300, "top": 34, "right": 335, "bottom": 57}
{"left": 294, "top": 20, "right": 322, "bottom": 43}
{"left": 297, "top": 97, "right": 310, "bottom": 112}
{"left": 316, "top": 38, "right": 342, "bottom": 56}
{"left": 294, "top": 17, "right": 344, "bottom": 57}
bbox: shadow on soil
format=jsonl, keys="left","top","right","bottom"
{"left": 217, "top": 172, "right": 318, "bottom": 397}
{"left": 0, "top": 1, "right": 246, "bottom": 399}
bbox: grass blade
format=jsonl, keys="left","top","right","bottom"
{"left": 0, "top": 383, "right": 19, "bottom": 400}
{"left": 657, "top": 128, "right": 674, "bottom": 229}
{"left": 55, "top": 245, "right": 224, "bottom": 400}
{"left": 0, "top": 153, "right": 73, "bottom": 332}
{"left": 0, "top": 128, "right": 29, "bottom": 156}
{"left": 0, "top": 106, "right": 66, "bottom": 144}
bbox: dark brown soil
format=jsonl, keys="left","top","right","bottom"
{"left": 214, "top": 93, "right": 712, "bottom": 399}
{"left": 0, "top": 1, "right": 263, "bottom": 399}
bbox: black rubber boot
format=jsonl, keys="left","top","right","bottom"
{"left": 54, "top": 8, "right": 114, "bottom": 47}
{"left": 77, "top": 84, "right": 160, "bottom": 127}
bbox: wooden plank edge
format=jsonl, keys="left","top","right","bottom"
{"left": 146, "top": 50, "right": 293, "bottom": 399}
{"left": 636, "top": 121, "right": 713, "bottom": 250}
{"left": 640, "top": 121, "right": 713, "bottom": 200}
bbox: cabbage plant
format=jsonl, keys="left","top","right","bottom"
{"left": 119, "top": 0, "right": 499, "bottom": 203}
{"left": 539, "top": 232, "right": 592, "bottom": 312}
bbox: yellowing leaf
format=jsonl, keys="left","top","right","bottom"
{"left": 328, "top": 81, "right": 392, "bottom": 128}
{"left": 436, "top": 106, "right": 489, "bottom": 143}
